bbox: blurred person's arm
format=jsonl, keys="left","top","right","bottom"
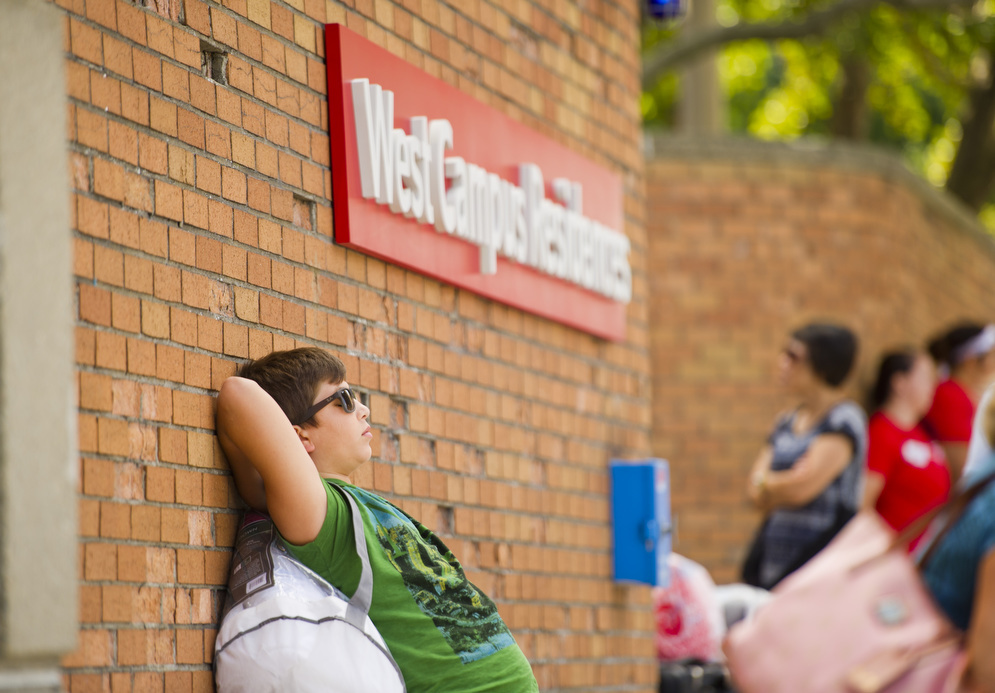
{"left": 216, "top": 376, "right": 327, "bottom": 545}
{"left": 940, "top": 442, "right": 968, "bottom": 484}
{"left": 750, "top": 434, "right": 852, "bottom": 512}
{"left": 966, "top": 549, "right": 995, "bottom": 693}
{"left": 746, "top": 446, "right": 773, "bottom": 509}
{"left": 861, "top": 473, "right": 885, "bottom": 511}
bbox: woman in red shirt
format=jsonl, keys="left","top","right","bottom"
{"left": 863, "top": 348, "right": 950, "bottom": 533}
{"left": 923, "top": 322, "right": 995, "bottom": 482}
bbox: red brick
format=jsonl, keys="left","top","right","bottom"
{"left": 170, "top": 308, "right": 198, "bottom": 347}
{"left": 212, "top": 7, "right": 238, "bottom": 47}
{"left": 174, "top": 27, "right": 202, "bottom": 69}
{"left": 176, "top": 629, "right": 205, "bottom": 664}
{"left": 108, "top": 121, "right": 138, "bottom": 166}
{"left": 62, "top": 629, "right": 112, "bottom": 669}
{"left": 153, "top": 264, "right": 181, "bottom": 301}
{"left": 139, "top": 134, "right": 168, "bottom": 175}
{"left": 204, "top": 120, "right": 231, "bottom": 160}
{"left": 82, "top": 458, "right": 114, "bottom": 498}
{"left": 241, "top": 98, "right": 265, "bottom": 136}
{"left": 141, "top": 301, "right": 169, "bottom": 339}
{"left": 127, "top": 337, "right": 156, "bottom": 377}
{"left": 175, "top": 469, "right": 203, "bottom": 505}
{"left": 140, "top": 219, "right": 169, "bottom": 259}
{"left": 185, "top": 0, "right": 211, "bottom": 34}
{"left": 163, "top": 672, "right": 191, "bottom": 693}
{"left": 153, "top": 180, "right": 183, "bottom": 222}
{"left": 183, "top": 190, "right": 209, "bottom": 229}
{"left": 95, "top": 332, "right": 127, "bottom": 371}
{"left": 264, "top": 110, "right": 290, "bottom": 149}
{"left": 203, "top": 474, "right": 229, "bottom": 508}
{"left": 217, "top": 87, "right": 242, "bottom": 126}
{"left": 117, "top": 629, "right": 150, "bottom": 667}
{"left": 226, "top": 56, "right": 253, "bottom": 93}
{"left": 70, "top": 18, "right": 103, "bottom": 64}
{"left": 111, "top": 294, "right": 140, "bottom": 333}
{"left": 159, "top": 427, "right": 187, "bottom": 465}
{"left": 133, "top": 50, "right": 163, "bottom": 92}
{"left": 110, "top": 208, "right": 141, "bottom": 249}
{"left": 146, "top": 13, "right": 175, "bottom": 57}
{"left": 161, "top": 507, "right": 189, "bottom": 544}
{"left": 149, "top": 97, "right": 178, "bottom": 137}
{"left": 246, "top": 177, "right": 270, "bottom": 213}
{"left": 132, "top": 505, "right": 161, "bottom": 542}
{"left": 145, "top": 466, "right": 175, "bottom": 503}
{"left": 90, "top": 70, "right": 122, "bottom": 115}
{"left": 255, "top": 141, "right": 278, "bottom": 178}
{"left": 208, "top": 199, "right": 234, "bottom": 237}
{"left": 177, "top": 108, "right": 205, "bottom": 149}
{"left": 121, "top": 82, "right": 151, "bottom": 127}
{"left": 167, "top": 145, "right": 195, "bottom": 186}
{"left": 76, "top": 108, "right": 109, "bottom": 152}
{"left": 79, "top": 284, "right": 112, "bottom": 326}
{"left": 221, "top": 166, "right": 247, "bottom": 204}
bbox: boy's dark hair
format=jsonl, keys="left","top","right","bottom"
{"left": 927, "top": 322, "right": 985, "bottom": 368}
{"left": 791, "top": 323, "right": 858, "bottom": 388}
{"left": 237, "top": 347, "right": 346, "bottom": 427}
{"left": 868, "top": 348, "right": 918, "bottom": 411}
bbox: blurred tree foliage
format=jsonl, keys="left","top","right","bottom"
{"left": 642, "top": 0, "right": 995, "bottom": 227}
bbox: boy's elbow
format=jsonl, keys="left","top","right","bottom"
{"left": 217, "top": 377, "right": 257, "bottom": 417}
{"left": 219, "top": 375, "right": 253, "bottom": 401}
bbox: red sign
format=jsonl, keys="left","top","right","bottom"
{"left": 325, "top": 24, "right": 629, "bottom": 341}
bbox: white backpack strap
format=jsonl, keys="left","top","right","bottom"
{"left": 329, "top": 484, "right": 374, "bottom": 629}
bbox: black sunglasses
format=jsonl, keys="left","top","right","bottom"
{"left": 292, "top": 387, "right": 359, "bottom": 426}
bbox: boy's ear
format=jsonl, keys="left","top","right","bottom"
{"left": 293, "top": 425, "right": 316, "bottom": 454}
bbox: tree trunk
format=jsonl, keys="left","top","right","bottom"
{"left": 677, "top": 0, "right": 724, "bottom": 136}
{"left": 946, "top": 53, "right": 995, "bottom": 211}
{"left": 830, "top": 57, "right": 870, "bottom": 139}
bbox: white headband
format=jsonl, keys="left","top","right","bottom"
{"left": 951, "top": 324, "right": 995, "bottom": 366}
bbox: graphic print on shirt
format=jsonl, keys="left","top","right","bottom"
{"left": 901, "top": 439, "right": 933, "bottom": 468}
{"left": 348, "top": 486, "right": 515, "bottom": 664}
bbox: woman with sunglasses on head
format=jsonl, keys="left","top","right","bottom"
{"left": 862, "top": 348, "right": 949, "bottom": 542}
{"left": 215, "top": 347, "right": 539, "bottom": 692}
{"left": 742, "top": 323, "right": 867, "bottom": 590}
{"left": 923, "top": 322, "right": 995, "bottom": 483}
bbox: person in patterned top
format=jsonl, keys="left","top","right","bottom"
{"left": 743, "top": 323, "right": 867, "bottom": 590}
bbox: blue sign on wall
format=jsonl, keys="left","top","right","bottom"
{"left": 610, "top": 459, "right": 672, "bottom": 587}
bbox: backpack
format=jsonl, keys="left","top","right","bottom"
{"left": 214, "top": 485, "right": 406, "bottom": 692}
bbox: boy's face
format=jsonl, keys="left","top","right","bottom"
{"left": 301, "top": 380, "right": 373, "bottom": 479}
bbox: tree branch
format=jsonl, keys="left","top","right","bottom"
{"left": 642, "top": 0, "right": 979, "bottom": 89}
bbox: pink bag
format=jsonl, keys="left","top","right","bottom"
{"left": 723, "top": 510, "right": 963, "bottom": 693}
{"left": 724, "top": 473, "right": 995, "bottom": 693}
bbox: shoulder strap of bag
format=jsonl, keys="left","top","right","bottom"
{"left": 328, "top": 483, "right": 375, "bottom": 629}
{"left": 899, "top": 470, "right": 995, "bottom": 567}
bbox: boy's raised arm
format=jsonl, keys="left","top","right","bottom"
{"left": 215, "top": 376, "right": 327, "bottom": 545}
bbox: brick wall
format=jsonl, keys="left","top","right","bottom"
{"left": 62, "top": 0, "right": 651, "bottom": 692}
{"left": 647, "top": 136, "right": 995, "bottom": 583}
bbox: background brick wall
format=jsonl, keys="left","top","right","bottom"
{"left": 647, "top": 136, "right": 995, "bottom": 584}
{"left": 62, "top": 0, "right": 651, "bottom": 691}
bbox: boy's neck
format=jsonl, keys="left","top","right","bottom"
{"left": 319, "top": 472, "right": 353, "bottom": 484}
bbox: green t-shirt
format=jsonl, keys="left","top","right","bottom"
{"left": 284, "top": 479, "right": 538, "bottom": 693}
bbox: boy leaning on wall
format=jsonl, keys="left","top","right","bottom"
{"left": 215, "top": 346, "right": 539, "bottom": 692}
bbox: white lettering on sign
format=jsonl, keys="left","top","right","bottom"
{"left": 350, "top": 78, "right": 632, "bottom": 303}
